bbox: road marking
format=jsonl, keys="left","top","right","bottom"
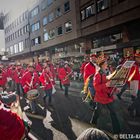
{"left": 28, "top": 132, "right": 38, "bottom": 140}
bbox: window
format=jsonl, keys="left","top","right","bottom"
{"left": 31, "top": 7, "right": 39, "bottom": 18}
{"left": 10, "top": 46, "right": 14, "bottom": 54}
{"left": 81, "top": 10, "right": 85, "bottom": 20}
{"left": 47, "top": 0, "right": 53, "bottom": 6}
{"left": 86, "top": 5, "right": 95, "bottom": 18}
{"left": 32, "top": 36, "right": 41, "bottom": 46}
{"left": 19, "top": 41, "right": 24, "bottom": 52}
{"left": 25, "top": 38, "right": 30, "bottom": 48}
{"left": 48, "top": 12, "right": 54, "bottom": 22}
{"left": 65, "top": 21, "right": 72, "bottom": 32}
{"left": 97, "top": 0, "right": 109, "bottom": 13}
{"left": 31, "top": 22, "right": 40, "bottom": 32}
{"left": 56, "top": 7, "right": 62, "bottom": 17}
{"left": 41, "top": 0, "right": 47, "bottom": 10}
{"left": 64, "top": 1, "right": 70, "bottom": 12}
{"left": 49, "top": 29, "right": 55, "bottom": 39}
{"left": 26, "top": 24, "right": 29, "bottom": 32}
{"left": 44, "top": 32, "right": 49, "bottom": 41}
{"left": 14, "top": 44, "right": 19, "bottom": 53}
{"left": 57, "top": 26, "right": 63, "bottom": 35}
{"left": 23, "top": 26, "right": 26, "bottom": 34}
{"left": 43, "top": 16, "right": 48, "bottom": 26}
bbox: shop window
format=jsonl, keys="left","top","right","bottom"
{"left": 43, "top": 16, "right": 48, "bottom": 26}
{"left": 57, "top": 26, "right": 63, "bottom": 35}
{"left": 97, "top": 0, "right": 109, "bottom": 13}
{"left": 44, "top": 32, "right": 49, "bottom": 41}
{"left": 64, "top": 1, "right": 70, "bottom": 12}
{"left": 65, "top": 21, "right": 72, "bottom": 32}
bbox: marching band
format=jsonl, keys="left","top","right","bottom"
{"left": 0, "top": 49, "right": 140, "bottom": 139}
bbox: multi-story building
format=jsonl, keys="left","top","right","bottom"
{"left": 79, "top": 0, "right": 140, "bottom": 57}
{"left": 29, "top": 0, "right": 85, "bottom": 62}
{"left": 4, "top": 0, "right": 140, "bottom": 62}
{"left": 4, "top": 10, "right": 30, "bottom": 62}
{"left": 4, "top": 0, "right": 85, "bottom": 63}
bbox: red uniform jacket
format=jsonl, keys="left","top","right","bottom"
{"left": 35, "top": 63, "right": 42, "bottom": 73}
{"left": 13, "top": 68, "right": 24, "bottom": 84}
{"left": 7, "top": 66, "right": 15, "bottom": 80}
{"left": 94, "top": 72, "right": 114, "bottom": 104}
{"left": 58, "top": 66, "right": 72, "bottom": 85}
{"left": 0, "top": 108, "right": 25, "bottom": 140}
{"left": 49, "top": 63, "right": 56, "bottom": 79}
{"left": 39, "top": 70, "right": 53, "bottom": 90}
{"left": 21, "top": 71, "right": 40, "bottom": 93}
{"left": 84, "top": 62, "right": 96, "bottom": 83}
{"left": 80, "top": 61, "right": 88, "bottom": 75}
{"left": 129, "top": 63, "right": 140, "bottom": 90}
{"left": 0, "top": 70, "right": 7, "bottom": 87}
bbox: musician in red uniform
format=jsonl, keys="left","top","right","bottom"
{"left": 128, "top": 51, "right": 140, "bottom": 116}
{"left": 21, "top": 63, "right": 40, "bottom": 113}
{"left": 39, "top": 64, "right": 54, "bottom": 107}
{"left": 58, "top": 61, "right": 72, "bottom": 96}
{"left": 83, "top": 54, "right": 98, "bottom": 83}
{"left": 0, "top": 66, "right": 7, "bottom": 89}
{"left": 46, "top": 58, "right": 56, "bottom": 80}
{"left": 91, "top": 56, "right": 121, "bottom": 134}
{"left": 13, "top": 63, "right": 24, "bottom": 96}
{"left": 35, "top": 57, "right": 43, "bottom": 76}
{"left": 0, "top": 101, "right": 25, "bottom": 140}
{"left": 80, "top": 56, "right": 89, "bottom": 77}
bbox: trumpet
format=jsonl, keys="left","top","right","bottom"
{"left": 63, "top": 70, "right": 73, "bottom": 81}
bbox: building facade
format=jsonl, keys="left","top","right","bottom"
{"left": 3, "top": 0, "right": 140, "bottom": 62}
{"left": 4, "top": 10, "right": 30, "bottom": 62}
{"left": 79, "top": 0, "right": 140, "bottom": 57}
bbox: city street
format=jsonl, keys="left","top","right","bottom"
{"left": 20, "top": 81, "right": 140, "bottom": 140}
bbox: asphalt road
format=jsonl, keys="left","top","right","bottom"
{"left": 20, "top": 86, "right": 140, "bottom": 140}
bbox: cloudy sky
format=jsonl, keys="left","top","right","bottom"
{"left": 0, "top": 0, "right": 36, "bottom": 13}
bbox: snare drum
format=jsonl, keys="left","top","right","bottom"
{"left": 26, "top": 89, "right": 39, "bottom": 100}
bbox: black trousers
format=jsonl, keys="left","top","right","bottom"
{"left": 92, "top": 102, "right": 121, "bottom": 134}
{"left": 63, "top": 84, "right": 69, "bottom": 96}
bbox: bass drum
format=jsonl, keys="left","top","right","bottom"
{"left": 35, "top": 87, "right": 45, "bottom": 107}
{"left": 26, "top": 89, "right": 40, "bottom": 101}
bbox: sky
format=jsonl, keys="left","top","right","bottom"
{"left": 0, "top": 0, "right": 36, "bottom": 13}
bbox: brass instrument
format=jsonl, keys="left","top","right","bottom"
{"left": 108, "top": 61, "right": 135, "bottom": 96}
{"left": 108, "top": 61, "right": 135, "bottom": 86}
{"left": 63, "top": 70, "right": 73, "bottom": 81}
